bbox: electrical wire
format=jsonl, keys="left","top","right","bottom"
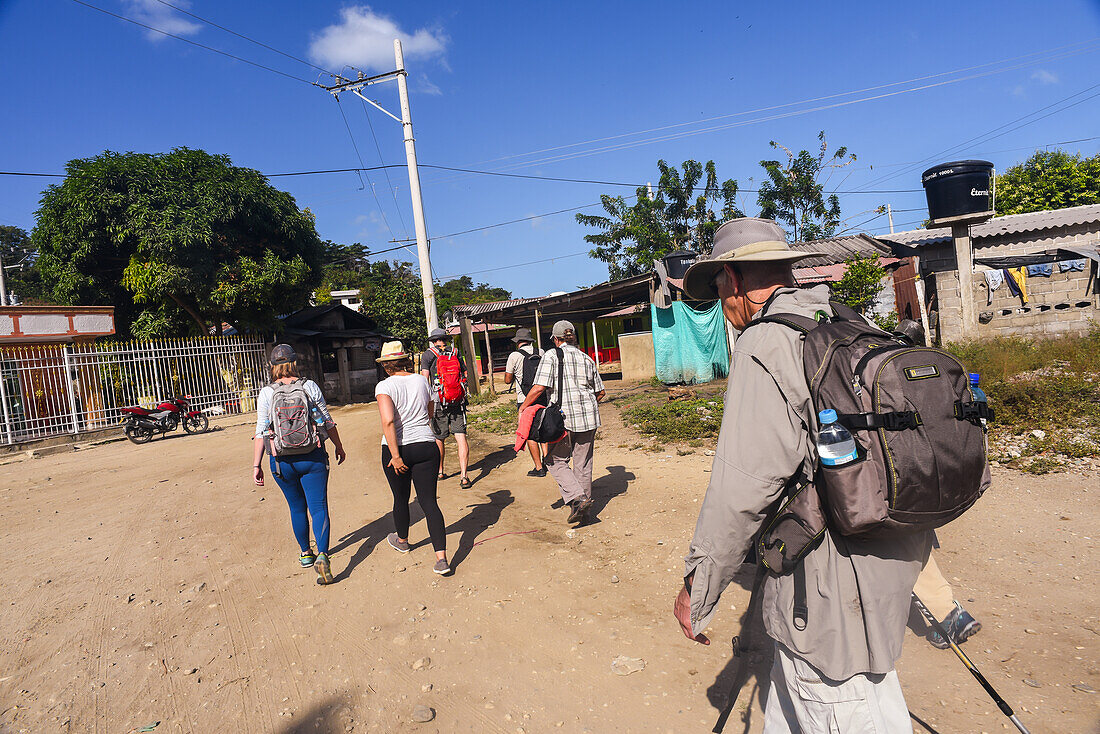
{"left": 855, "top": 82, "right": 1100, "bottom": 191}
{"left": 333, "top": 96, "right": 397, "bottom": 241}
{"left": 150, "top": 0, "right": 334, "bottom": 75}
{"left": 66, "top": 0, "right": 315, "bottom": 86}
{"left": 361, "top": 98, "right": 411, "bottom": 239}
{"left": 435, "top": 251, "right": 592, "bottom": 281}
{"left": 465, "top": 38, "right": 1100, "bottom": 171}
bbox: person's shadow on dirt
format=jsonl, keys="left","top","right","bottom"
{"left": 329, "top": 502, "right": 426, "bottom": 583}
{"left": 277, "top": 695, "right": 351, "bottom": 733}
{"left": 412, "top": 489, "right": 514, "bottom": 569}
{"left": 466, "top": 443, "right": 518, "bottom": 486}
{"left": 706, "top": 564, "right": 773, "bottom": 734}
{"left": 574, "top": 465, "right": 634, "bottom": 526}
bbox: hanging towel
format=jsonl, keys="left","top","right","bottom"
{"left": 983, "top": 269, "right": 1005, "bottom": 305}
{"left": 1026, "top": 263, "right": 1053, "bottom": 277}
{"left": 1006, "top": 267, "right": 1029, "bottom": 304}
{"left": 1058, "top": 259, "right": 1086, "bottom": 272}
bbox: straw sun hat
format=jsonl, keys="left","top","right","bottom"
{"left": 376, "top": 341, "right": 411, "bottom": 362}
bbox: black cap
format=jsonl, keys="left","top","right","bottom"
{"left": 270, "top": 344, "right": 297, "bottom": 365}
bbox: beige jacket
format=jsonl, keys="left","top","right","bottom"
{"left": 684, "top": 285, "right": 931, "bottom": 681}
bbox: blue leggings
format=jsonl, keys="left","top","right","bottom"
{"left": 270, "top": 449, "right": 331, "bottom": 555}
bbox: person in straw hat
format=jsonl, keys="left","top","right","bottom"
{"left": 673, "top": 218, "right": 931, "bottom": 732}
{"left": 375, "top": 341, "right": 452, "bottom": 575}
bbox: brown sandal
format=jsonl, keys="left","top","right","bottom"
{"left": 459, "top": 476, "right": 472, "bottom": 489}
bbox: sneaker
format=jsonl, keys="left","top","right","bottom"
{"left": 527, "top": 467, "right": 547, "bottom": 477}
{"left": 567, "top": 498, "right": 592, "bottom": 524}
{"left": 387, "top": 533, "right": 411, "bottom": 553}
{"left": 299, "top": 550, "right": 316, "bottom": 568}
{"left": 929, "top": 602, "right": 981, "bottom": 649}
{"left": 314, "top": 552, "right": 334, "bottom": 585}
{"left": 433, "top": 559, "right": 452, "bottom": 575}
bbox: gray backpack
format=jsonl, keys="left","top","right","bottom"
{"left": 750, "top": 301, "right": 992, "bottom": 577}
{"left": 269, "top": 379, "right": 323, "bottom": 456}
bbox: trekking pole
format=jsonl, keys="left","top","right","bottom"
{"left": 912, "top": 594, "right": 1031, "bottom": 734}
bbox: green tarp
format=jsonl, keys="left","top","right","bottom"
{"left": 650, "top": 301, "right": 730, "bottom": 385}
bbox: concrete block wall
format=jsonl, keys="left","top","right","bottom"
{"left": 922, "top": 222, "right": 1099, "bottom": 342}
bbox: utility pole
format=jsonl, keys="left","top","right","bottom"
{"left": 316, "top": 39, "right": 439, "bottom": 332}
{"left": 0, "top": 249, "right": 8, "bottom": 306}
{"left": 887, "top": 204, "right": 895, "bottom": 234}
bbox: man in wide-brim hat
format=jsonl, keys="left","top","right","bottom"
{"left": 674, "top": 218, "right": 931, "bottom": 732}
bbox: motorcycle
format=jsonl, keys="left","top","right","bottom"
{"left": 121, "top": 395, "right": 210, "bottom": 444}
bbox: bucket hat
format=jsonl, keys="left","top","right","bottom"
{"left": 682, "top": 218, "right": 824, "bottom": 300}
{"left": 512, "top": 327, "right": 535, "bottom": 344}
{"left": 269, "top": 344, "right": 297, "bottom": 365}
{"left": 376, "top": 341, "right": 411, "bottom": 362}
{"left": 428, "top": 327, "right": 450, "bottom": 342}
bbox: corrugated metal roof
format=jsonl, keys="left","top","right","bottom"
{"left": 453, "top": 297, "right": 540, "bottom": 317}
{"left": 790, "top": 233, "right": 894, "bottom": 267}
{"left": 884, "top": 203, "right": 1100, "bottom": 249}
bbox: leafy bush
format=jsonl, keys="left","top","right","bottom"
{"left": 622, "top": 397, "right": 724, "bottom": 442}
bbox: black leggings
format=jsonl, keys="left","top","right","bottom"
{"left": 382, "top": 441, "right": 446, "bottom": 551}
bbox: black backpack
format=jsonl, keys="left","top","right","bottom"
{"left": 517, "top": 349, "right": 547, "bottom": 406}
{"left": 749, "top": 301, "right": 992, "bottom": 576}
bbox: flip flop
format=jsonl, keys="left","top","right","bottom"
{"left": 459, "top": 477, "right": 472, "bottom": 489}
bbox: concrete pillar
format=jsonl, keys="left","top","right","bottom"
{"left": 952, "top": 224, "right": 976, "bottom": 339}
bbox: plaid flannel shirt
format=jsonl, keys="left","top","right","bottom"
{"left": 533, "top": 344, "right": 604, "bottom": 432}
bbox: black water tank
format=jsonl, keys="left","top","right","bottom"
{"left": 921, "top": 160, "right": 994, "bottom": 225}
{"left": 662, "top": 249, "right": 697, "bottom": 279}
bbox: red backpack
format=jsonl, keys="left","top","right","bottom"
{"left": 432, "top": 348, "right": 467, "bottom": 407}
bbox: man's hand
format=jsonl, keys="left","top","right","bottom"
{"left": 674, "top": 584, "right": 710, "bottom": 645}
{"left": 253, "top": 465, "right": 264, "bottom": 486}
{"left": 334, "top": 444, "right": 346, "bottom": 465}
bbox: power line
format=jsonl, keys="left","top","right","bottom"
{"left": 436, "top": 251, "right": 592, "bottom": 281}
{"left": 149, "top": 0, "right": 333, "bottom": 75}
{"left": 333, "top": 96, "right": 397, "bottom": 241}
{"left": 66, "top": 0, "right": 314, "bottom": 86}
{"left": 361, "top": 98, "right": 411, "bottom": 239}
{"left": 465, "top": 38, "right": 1100, "bottom": 171}
{"left": 855, "top": 81, "right": 1100, "bottom": 191}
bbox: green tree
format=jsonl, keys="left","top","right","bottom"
{"left": 435, "top": 276, "right": 511, "bottom": 317}
{"left": 359, "top": 261, "right": 429, "bottom": 345}
{"left": 830, "top": 253, "right": 885, "bottom": 314}
{"left": 757, "top": 131, "right": 856, "bottom": 242}
{"left": 995, "top": 150, "right": 1100, "bottom": 216}
{"left": 31, "top": 148, "right": 323, "bottom": 337}
{"left": 577, "top": 159, "right": 742, "bottom": 279}
{"left": 0, "top": 225, "right": 47, "bottom": 304}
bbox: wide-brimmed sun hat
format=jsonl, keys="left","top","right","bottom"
{"left": 512, "top": 327, "right": 535, "bottom": 343}
{"left": 376, "top": 341, "right": 411, "bottom": 362}
{"left": 682, "top": 218, "right": 825, "bottom": 300}
{"left": 428, "top": 327, "right": 450, "bottom": 341}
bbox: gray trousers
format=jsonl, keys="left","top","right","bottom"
{"left": 763, "top": 643, "right": 912, "bottom": 733}
{"left": 545, "top": 429, "right": 596, "bottom": 504}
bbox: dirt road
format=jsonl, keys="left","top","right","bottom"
{"left": 1, "top": 392, "right": 1097, "bottom": 733}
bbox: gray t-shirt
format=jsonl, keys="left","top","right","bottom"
{"left": 505, "top": 344, "right": 542, "bottom": 403}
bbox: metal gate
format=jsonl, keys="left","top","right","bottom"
{"left": 0, "top": 336, "right": 267, "bottom": 444}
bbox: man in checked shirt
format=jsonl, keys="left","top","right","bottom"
{"left": 519, "top": 320, "right": 606, "bottom": 525}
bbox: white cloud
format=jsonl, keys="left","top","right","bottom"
{"left": 309, "top": 7, "right": 447, "bottom": 73}
{"left": 1031, "top": 69, "right": 1059, "bottom": 85}
{"left": 418, "top": 74, "right": 442, "bottom": 95}
{"left": 124, "top": 0, "right": 201, "bottom": 41}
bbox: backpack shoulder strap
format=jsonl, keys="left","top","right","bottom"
{"left": 739, "top": 312, "right": 821, "bottom": 336}
{"left": 555, "top": 347, "right": 565, "bottom": 404}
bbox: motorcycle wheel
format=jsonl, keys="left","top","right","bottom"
{"left": 125, "top": 424, "right": 155, "bottom": 444}
{"left": 183, "top": 414, "right": 210, "bottom": 434}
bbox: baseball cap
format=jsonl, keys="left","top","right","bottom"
{"left": 269, "top": 344, "right": 297, "bottom": 365}
{"left": 552, "top": 320, "right": 575, "bottom": 338}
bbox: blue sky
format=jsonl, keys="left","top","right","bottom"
{"left": 2, "top": 0, "right": 1099, "bottom": 299}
